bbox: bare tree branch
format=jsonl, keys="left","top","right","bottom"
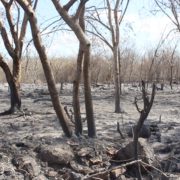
{"left": 154, "top": 0, "right": 178, "bottom": 27}
{"left": 0, "top": 20, "right": 15, "bottom": 58}
{"left": 119, "top": 0, "right": 130, "bottom": 25}
{"left": 2, "top": 0, "right": 19, "bottom": 53}
{"left": 74, "top": 0, "right": 89, "bottom": 20}
{"left": 63, "top": 0, "right": 77, "bottom": 11}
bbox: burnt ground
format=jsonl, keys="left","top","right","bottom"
{"left": 0, "top": 83, "right": 179, "bottom": 179}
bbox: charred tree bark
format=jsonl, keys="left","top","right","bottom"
{"left": 73, "top": 47, "right": 83, "bottom": 136}
{"left": 133, "top": 81, "right": 156, "bottom": 180}
{"left": 0, "top": 55, "right": 21, "bottom": 115}
{"left": 51, "top": 0, "right": 96, "bottom": 137}
{"left": 170, "top": 64, "right": 173, "bottom": 90}
{"left": 16, "top": 0, "right": 72, "bottom": 137}
{"left": 83, "top": 45, "right": 96, "bottom": 137}
{"left": 72, "top": 5, "right": 86, "bottom": 136}
{"left": 118, "top": 47, "right": 122, "bottom": 95}
{"left": 113, "top": 46, "right": 121, "bottom": 113}
{"left": 0, "top": 0, "right": 32, "bottom": 114}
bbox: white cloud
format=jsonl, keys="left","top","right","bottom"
{"left": 122, "top": 11, "right": 177, "bottom": 54}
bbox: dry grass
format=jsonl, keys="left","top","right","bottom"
{"left": 1, "top": 52, "right": 180, "bottom": 84}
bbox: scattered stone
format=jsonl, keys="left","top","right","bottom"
{"left": 69, "top": 172, "right": 83, "bottom": 180}
{"left": 0, "top": 167, "right": 3, "bottom": 175}
{"left": 127, "top": 124, "right": 151, "bottom": 139}
{"left": 70, "top": 161, "right": 94, "bottom": 174}
{"left": 39, "top": 144, "right": 74, "bottom": 165}
{"left": 47, "top": 170, "right": 57, "bottom": 177}
{"left": 77, "top": 147, "right": 94, "bottom": 157}
{"left": 152, "top": 142, "right": 172, "bottom": 154}
{"left": 12, "top": 155, "right": 40, "bottom": 178}
{"left": 110, "top": 168, "right": 126, "bottom": 179}
{"left": 89, "top": 156, "right": 102, "bottom": 165}
{"left": 106, "top": 147, "right": 118, "bottom": 156}
{"left": 32, "top": 174, "right": 48, "bottom": 180}
{"left": 114, "top": 138, "right": 155, "bottom": 173}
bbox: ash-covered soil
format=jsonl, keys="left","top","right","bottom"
{"left": 0, "top": 83, "right": 179, "bottom": 179}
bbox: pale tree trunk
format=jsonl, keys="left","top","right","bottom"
{"left": 106, "top": 0, "right": 121, "bottom": 113}
{"left": 113, "top": 46, "right": 121, "bottom": 113}
{"left": 86, "top": 0, "right": 129, "bottom": 112}
{"left": 118, "top": 47, "right": 122, "bottom": 94}
{"left": 51, "top": 0, "right": 96, "bottom": 137}
{"left": 16, "top": 0, "right": 72, "bottom": 137}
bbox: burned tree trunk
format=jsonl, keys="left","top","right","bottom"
{"left": 73, "top": 47, "right": 83, "bottom": 136}
{"left": 0, "top": 55, "right": 21, "bottom": 115}
{"left": 133, "top": 81, "right": 156, "bottom": 179}
{"left": 83, "top": 45, "right": 96, "bottom": 137}
{"left": 72, "top": 6, "right": 86, "bottom": 136}
{"left": 0, "top": 0, "right": 32, "bottom": 114}
{"left": 113, "top": 46, "right": 121, "bottom": 113}
{"left": 51, "top": 0, "right": 96, "bottom": 137}
{"left": 16, "top": 0, "right": 72, "bottom": 137}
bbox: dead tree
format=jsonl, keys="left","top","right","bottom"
{"left": 169, "top": 44, "right": 177, "bottom": 90}
{"left": 16, "top": 0, "right": 73, "bottom": 137}
{"left": 51, "top": 0, "right": 96, "bottom": 137}
{"left": 0, "top": 0, "right": 36, "bottom": 114}
{"left": 133, "top": 81, "right": 156, "bottom": 180}
{"left": 0, "top": 54, "right": 21, "bottom": 115}
{"left": 86, "top": 0, "right": 130, "bottom": 113}
{"left": 72, "top": 7, "right": 85, "bottom": 136}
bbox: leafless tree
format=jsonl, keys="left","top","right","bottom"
{"left": 15, "top": 0, "right": 73, "bottom": 137}
{"left": 154, "top": 0, "right": 180, "bottom": 32}
{"left": 0, "top": 0, "right": 32, "bottom": 114}
{"left": 51, "top": 0, "right": 96, "bottom": 137}
{"left": 154, "top": 0, "right": 180, "bottom": 87}
{"left": 168, "top": 44, "right": 177, "bottom": 89}
{"left": 86, "top": 0, "right": 130, "bottom": 113}
{"left": 134, "top": 81, "right": 156, "bottom": 180}
{"left": 0, "top": 54, "right": 21, "bottom": 115}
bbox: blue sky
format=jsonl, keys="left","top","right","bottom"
{"left": 0, "top": 0, "right": 179, "bottom": 58}
{"left": 35, "top": 0, "right": 177, "bottom": 57}
{"left": 122, "top": 0, "right": 178, "bottom": 55}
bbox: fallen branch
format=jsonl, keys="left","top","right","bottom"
{"left": 83, "top": 159, "right": 169, "bottom": 180}
{"left": 117, "top": 122, "right": 125, "bottom": 139}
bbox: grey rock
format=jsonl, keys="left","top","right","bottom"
{"left": 12, "top": 155, "right": 40, "bottom": 178}
{"left": 115, "top": 138, "right": 154, "bottom": 164}
{"left": 128, "top": 124, "right": 151, "bottom": 139}
{"left": 39, "top": 144, "right": 74, "bottom": 165}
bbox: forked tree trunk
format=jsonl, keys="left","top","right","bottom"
{"left": 0, "top": 55, "right": 21, "bottom": 115}
{"left": 0, "top": 0, "right": 31, "bottom": 114}
{"left": 133, "top": 81, "right": 156, "bottom": 180}
{"left": 16, "top": 0, "right": 72, "bottom": 137}
{"left": 51, "top": 0, "right": 96, "bottom": 138}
